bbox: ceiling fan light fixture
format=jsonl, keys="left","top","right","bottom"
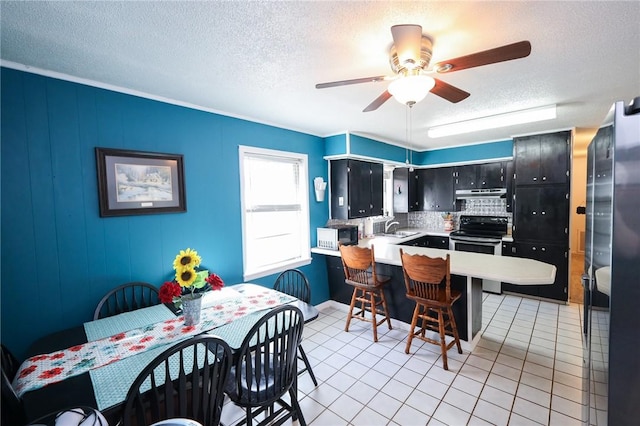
{"left": 428, "top": 104, "right": 557, "bottom": 138}
{"left": 388, "top": 75, "right": 436, "bottom": 106}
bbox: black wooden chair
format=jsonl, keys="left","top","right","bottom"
{"left": 121, "top": 335, "right": 232, "bottom": 426}
{"left": 225, "top": 305, "right": 307, "bottom": 426}
{"left": 273, "top": 269, "right": 318, "bottom": 386}
{"left": 93, "top": 282, "right": 160, "bottom": 320}
{"left": 1, "top": 344, "right": 25, "bottom": 425}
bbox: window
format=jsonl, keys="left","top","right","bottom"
{"left": 239, "top": 146, "right": 311, "bottom": 281}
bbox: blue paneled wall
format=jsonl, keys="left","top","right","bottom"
{"left": 417, "top": 140, "right": 513, "bottom": 165}
{"left": 0, "top": 68, "right": 329, "bottom": 357}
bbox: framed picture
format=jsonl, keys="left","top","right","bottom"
{"left": 95, "top": 147, "right": 186, "bottom": 217}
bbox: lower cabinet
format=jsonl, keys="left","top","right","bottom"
{"left": 401, "top": 235, "right": 449, "bottom": 249}
{"left": 502, "top": 241, "right": 568, "bottom": 301}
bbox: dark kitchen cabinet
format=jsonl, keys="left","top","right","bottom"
{"left": 401, "top": 235, "right": 449, "bottom": 249}
{"left": 420, "top": 167, "right": 457, "bottom": 212}
{"left": 454, "top": 164, "right": 479, "bottom": 190}
{"left": 392, "top": 167, "right": 420, "bottom": 213}
{"left": 501, "top": 241, "right": 538, "bottom": 297}
{"left": 454, "top": 162, "right": 505, "bottom": 190}
{"left": 513, "top": 186, "right": 569, "bottom": 243}
{"left": 505, "top": 160, "right": 514, "bottom": 212}
{"left": 330, "top": 159, "right": 383, "bottom": 219}
{"left": 510, "top": 130, "right": 571, "bottom": 302}
{"left": 502, "top": 241, "right": 568, "bottom": 300}
{"left": 514, "top": 131, "right": 570, "bottom": 185}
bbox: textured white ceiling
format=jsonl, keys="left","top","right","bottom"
{"left": 1, "top": 1, "right": 639, "bottom": 151}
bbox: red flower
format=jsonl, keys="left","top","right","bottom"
{"left": 140, "top": 336, "right": 153, "bottom": 343}
{"left": 69, "top": 345, "right": 84, "bottom": 352}
{"left": 50, "top": 353, "right": 65, "bottom": 360}
{"left": 163, "top": 325, "right": 176, "bottom": 332}
{"left": 205, "top": 273, "right": 225, "bottom": 291}
{"left": 129, "top": 345, "right": 146, "bottom": 351}
{"left": 159, "top": 281, "right": 182, "bottom": 303}
{"left": 19, "top": 365, "right": 37, "bottom": 378}
{"left": 182, "top": 325, "right": 196, "bottom": 332}
{"left": 39, "top": 367, "right": 64, "bottom": 379}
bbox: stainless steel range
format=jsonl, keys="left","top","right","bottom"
{"left": 449, "top": 215, "right": 508, "bottom": 294}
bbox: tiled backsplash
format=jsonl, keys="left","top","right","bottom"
{"left": 326, "top": 198, "right": 511, "bottom": 234}
{"left": 408, "top": 198, "right": 511, "bottom": 231}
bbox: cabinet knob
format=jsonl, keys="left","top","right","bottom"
{"left": 541, "top": 247, "right": 546, "bottom": 252}
{"left": 542, "top": 176, "right": 547, "bottom": 181}
{"left": 541, "top": 211, "right": 546, "bottom": 215}
{"left": 533, "top": 177, "right": 537, "bottom": 181}
{"left": 532, "top": 247, "right": 537, "bottom": 251}
{"left": 532, "top": 211, "right": 537, "bottom": 215}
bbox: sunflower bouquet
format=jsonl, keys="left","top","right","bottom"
{"left": 158, "top": 248, "right": 224, "bottom": 307}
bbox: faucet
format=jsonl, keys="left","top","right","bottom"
{"left": 385, "top": 217, "right": 400, "bottom": 234}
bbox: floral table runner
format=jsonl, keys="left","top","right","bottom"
{"left": 13, "top": 286, "right": 295, "bottom": 397}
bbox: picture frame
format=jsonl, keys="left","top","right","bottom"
{"left": 95, "top": 147, "right": 186, "bottom": 217}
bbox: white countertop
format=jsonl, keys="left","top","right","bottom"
{"left": 311, "top": 238, "right": 556, "bottom": 286}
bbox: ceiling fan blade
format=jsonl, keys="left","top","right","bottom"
{"left": 363, "top": 90, "right": 393, "bottom": 112}
{"left": 390, "top": 24, "right": 423, "bottom": 65}
{"left": 316, "top": 75, "right": 389, "bottom": 89}
{"left": 434, "top": 40, "right": 532, "bottom": 73}
{"left": 430, "top": 78, "right": 470, "bottom": 103}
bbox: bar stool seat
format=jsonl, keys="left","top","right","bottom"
{"left": 339, "top": 244, "right": 392, "bottom": 342}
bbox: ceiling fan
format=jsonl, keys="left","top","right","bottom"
{"left": 316, "top": 24, "right": 532, "bottom": 112}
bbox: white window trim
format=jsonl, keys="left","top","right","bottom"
{"left": 239, "top": 145, "right": 311, "bottom": 281}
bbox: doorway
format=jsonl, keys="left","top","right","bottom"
{"left": 569, "top": 128, "right": 597, "bottom": 304}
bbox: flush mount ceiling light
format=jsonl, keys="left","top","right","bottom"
{"left": 428, "top": 104, "right": 557, "bottom": 138}
{"left": 388, "top": 75, "right": 436, "bottom": 106}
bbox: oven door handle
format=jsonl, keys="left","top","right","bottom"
{"left": 451, "top": 237, "right": 502, "bottom": 246}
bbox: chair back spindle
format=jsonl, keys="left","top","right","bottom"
{"left": 273, "top": 269, "right": 311, "bottom": 303}
{"left": 401, "top": 252, "right": 451, "bottom": 301}
{"left": 122, "top": 335, "right": 232, "bottom": 426}
{"left": 94, "top": 282, "right": 160, "bottom": 320}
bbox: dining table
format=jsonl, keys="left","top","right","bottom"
{"left": 13, "top": 283, "right": 319, "bottom": 425}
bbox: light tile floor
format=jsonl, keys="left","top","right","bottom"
{"left": 221, "top": 293, "right": 587, "bottom": 426}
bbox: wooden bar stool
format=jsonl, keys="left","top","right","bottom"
{"left": 399, "top": 249, "right": 462, "bottom": 370}
{"left": 339, "top": 244, "right": 392, "bottom": 342}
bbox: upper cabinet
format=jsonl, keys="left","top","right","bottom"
{"left": 392, "top": 167, "right": 420, "bottom": 213}
{"left": 514, "top": 131, "right": 570, "bottom": 185}
{"left": 454, "top": 162, "right": 506, "bottom": 190}
{"left": 330, "top": 159, "right": 383, "bottom": 219}
{"left": 420, "top": 167, "right": 458, "bottom": 212}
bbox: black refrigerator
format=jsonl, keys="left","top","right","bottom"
{"left": 583, "top": 96, "right": 640, "bottom": 425}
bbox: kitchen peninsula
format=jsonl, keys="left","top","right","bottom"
{"left": 312, "top": 235, "right": 556, "bottom": 350}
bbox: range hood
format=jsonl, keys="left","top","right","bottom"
{"left": 455, "top": 188, "right": 507, "bottom": 199}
